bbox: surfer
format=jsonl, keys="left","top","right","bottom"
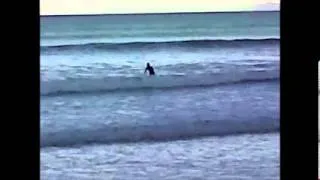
{"left": 144, "top": 62, "right": 155, "bottom": 76}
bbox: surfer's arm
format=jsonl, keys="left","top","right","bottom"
{"left": 144, "top": 68, "right": 148, "bottom": 74}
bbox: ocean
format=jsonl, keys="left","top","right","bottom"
{"left": 40, "top": 11, "right": 280, "bottom": 180}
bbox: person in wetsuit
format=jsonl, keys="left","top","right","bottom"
{"left": 144, "top": 62, "right": 155, "bottom": 76}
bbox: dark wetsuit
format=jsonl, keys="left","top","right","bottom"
{"left": 145, "top": 66, "right": 155, "bottom": 75}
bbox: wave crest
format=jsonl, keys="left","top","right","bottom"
{"left": 41, "top": 70, "right": 279, "bottom": 96}
{"left": 41, "top": 117, "right": 279, "bottom": 147}
{"left": 41, "top": 38, "right": 279, "bottom": 52}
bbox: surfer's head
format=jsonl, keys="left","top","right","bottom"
{"left": 146, "top": 62, "right": 150, "bottom": 67}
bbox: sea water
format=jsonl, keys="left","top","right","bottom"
{"left": 41, "top": 11, "right": 280, "bottom": 180}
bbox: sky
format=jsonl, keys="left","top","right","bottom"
{"left": 40, "top": 0, "right": 280, "bottom": 16}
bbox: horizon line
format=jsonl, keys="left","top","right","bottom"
{"left": 40, "top": 10, "right": 279, "bottom": 17}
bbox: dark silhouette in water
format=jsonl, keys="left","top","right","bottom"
{"left": 144, "top": 62, "right": 155, "bottom": 76}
